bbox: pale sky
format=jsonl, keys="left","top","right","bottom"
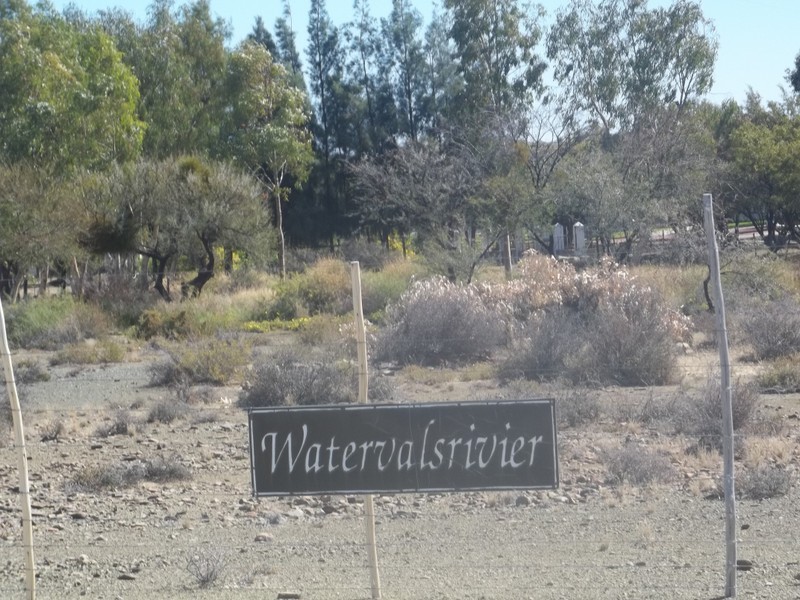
{"left": 51, "top": 0, "right": 800, "bottom": 106}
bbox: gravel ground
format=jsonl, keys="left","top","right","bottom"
{"left": 2, "top": 347, "right": 800, "bottom": 599}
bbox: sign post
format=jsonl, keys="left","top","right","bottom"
{"left": 350, "top": 262, "right": 382, "bottom": 600}
{"left": 0, "top": 297, "right": 36, "bottom": 600}
{"left": 703, "top": 193, "right": 737, "bottom": 598}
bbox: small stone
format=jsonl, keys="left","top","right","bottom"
{"left": 254, "top": 532, "right": 273, "bottom": 543}
{"left": 515, "top": 495, "right": 531, "bottom": 507}
{"left": 117, "top": 573, "right": 136, "bottom": 581}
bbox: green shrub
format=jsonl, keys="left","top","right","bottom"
{"left": 374, "top": 277, "right": 505, "bottom": 366}
{"left": 51, "top": 338, "right": 125, "bottom": 365}
{"left": 295, "top": 258, "right": 352, "bottom": 315}
{"left": 150, "top": 335, "right": 253, "bottom": 386}
{"left": 5, "top": 297, "right": 109, "bottom": 349}
{"left": 264, "top": 284, "right": 299, "bottom": 320}
{"left": 138, "top": 308, "right": 193, "bottom": 340}
{"left": 361, "top": 259, "right": 424, "bottom": 320}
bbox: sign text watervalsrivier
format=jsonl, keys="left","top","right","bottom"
{"left": 248, "top": 400, "right": 558, "bottom": 496}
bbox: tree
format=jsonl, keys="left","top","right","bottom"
{"left": 248, "top": 15, "right": 277, "bottom": 55}
{"left": 350, "top": 140, "right": 470, "bottom": 269}
{"left": 219, "top": 42, "right": 314, "bottom": 279}
{"left": 419, "top": 10, "right": 462, "bottom": 134}
{"left": 344, "top": 0, "right": 397, "bottom": 154}
{"left": 729, "top": 97, "right": 800, "bottom": 250}
{"left": 383, "top": 0, "right": 426, "bottom": 141}
{"left": 84, "top": 158, "right": 272, "bottom": 299}
{"left": 547, "top": 0, "right": 717, "bottom": 135}
{"left": 788, "top": 51, "right": 800, "bottom": 94}
{"left": 103, "top": 0, "right": 230, "bottom": 158}
{"left": 306, "top": 0, "right": 357, "bottom": 248}
{"left": 0, "top": 1, "right": 144, "bottom": 171}
{"left": 445, "top": 0, "right": 546, "bottom": 115}
{"left": 0, "top": 165, "right": 76, "bottom": 300}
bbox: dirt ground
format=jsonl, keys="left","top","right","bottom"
{"left": 2, "top": 341, "right": 800, "bottom": 599}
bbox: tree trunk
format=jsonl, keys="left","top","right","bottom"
{"left": 277, "top": 196, "right": 287, "bottom": 280}
{"left": 183, "top": 238, "right": 215, "bottom": 298}
{"left": 224, "top": 247, "right": 234, "bottom": 275}
{"left": 502, "top": 232, "right": 512, "bottom": 276}
{"left": 152, "top": 256, "right": 172, "bottom": 302}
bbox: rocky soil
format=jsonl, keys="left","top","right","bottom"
{"left": 1, "top": 344, "right": 800, "bottom": 599}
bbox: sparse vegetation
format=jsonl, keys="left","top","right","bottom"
{"left": 757, "top": 355, "right": 800, "bottom": 392}
{"left": 4, "top": 297, "right": 109, "bottom": 350}
{"left": 238, "top": 349, "right": 354, "bottom": 408}
{"left": 556, "top": 389, "right": 601, "bottom": 428}
{"left": 147, "top": 400, "right": 190, "bottom": 424}
{"left": 40, "top": 419, "right": 65, "bottom": 442}
{"left": 186, "top": 549, "right": 227, "bottom": 589}
{"left": 740, "top": 297, "right": 800, "bottom": 360}
{"left": 70, "top": 455, "right": 191, "bottom": 492}
{"left": 737, "top": 465, "right": 792, "bottom": 500}
{"left": 93, "top": 410, "right": 135, "bottom": 438}
{"left": 51, "top": 338, "right": 126, "bottom": 365}
{"left": 672, "top": 375, "right": 759, "bottom": 452}
{"left": 149, "top": 335, "right": 253, "bottom": 386}
{"left": 604, "top": 444, "right": 675, "bottom": 485}
{"left": 374, "top": 276, "right": 505, "bottom": 366}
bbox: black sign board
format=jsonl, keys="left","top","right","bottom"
{"left": 248, "top": 399, "right": 558, "bottom": 496}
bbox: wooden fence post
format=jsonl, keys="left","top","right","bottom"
{"left": 350, "top": 262, "right": 382, "bottom": 600}
{"left": 0, "top": 297, "right": 36, "bottom": 600}
{"left": 703, "top": 193, "right": 737, "bottom": 598}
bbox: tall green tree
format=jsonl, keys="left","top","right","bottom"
{"left": 306, "top": 0, "right": 357, "bottom": 247}
{"left": 344, "top": 0, "right": 397, "bottom": 154}
{"left": 248, "top": 15, "right": 277, "bottom": 55}
{"left": 445, "top": 0, "right": 546, "bottom": 115}
{"left": 730, "top": 97, "right": 800, "bottom": 250}
{"left": 383, "top": 0, "right": 426, "bottom": 140}
{"left": 219, "top": 42, "right": 314, "bottom": 279}
{"left": 0, "top": 1, "right": 143, "bottom": 171}
{"left": 547, "top": 0, "right": 717, "bottom": 134}
{"left": 104, "top": 0, "right": 230, "bottom": 158}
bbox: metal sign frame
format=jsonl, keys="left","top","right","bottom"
{"left": 248, "top": 399, "right": 558, "bottom": 497}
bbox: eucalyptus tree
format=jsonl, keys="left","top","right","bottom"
{"left": 444, "top": 0, "right": 546, "bottom": 116}
{"left": 102, "top": 0, "right": 230, "bottom": 159}
{"left": 307, "top": 0, "right": 362, "bottom": 246}
{"left": 547, "top": 0, "right": 717, "bottom": 134}
{"left": 0, "top": 1, "right": 143, "bottom": 172}
{"left": 83, "top": 158, "right": 272, "bottom": 300}
{"left": 546, "top": 0, "right": 718, "bottom": 255}
{"left": 0, "top": 165, "right": 77, "bottom": 300}
{"left": 219, "top": 42, "right": 314, "bottom": 279}
{"left": 420, "top": 10, "right": 463, "bottom": 134}
{"left": 790, "top": 51, "right": 800, "bottom": 94}
{"left": 729, "top": 96, "right": 800, "bottom": 250}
